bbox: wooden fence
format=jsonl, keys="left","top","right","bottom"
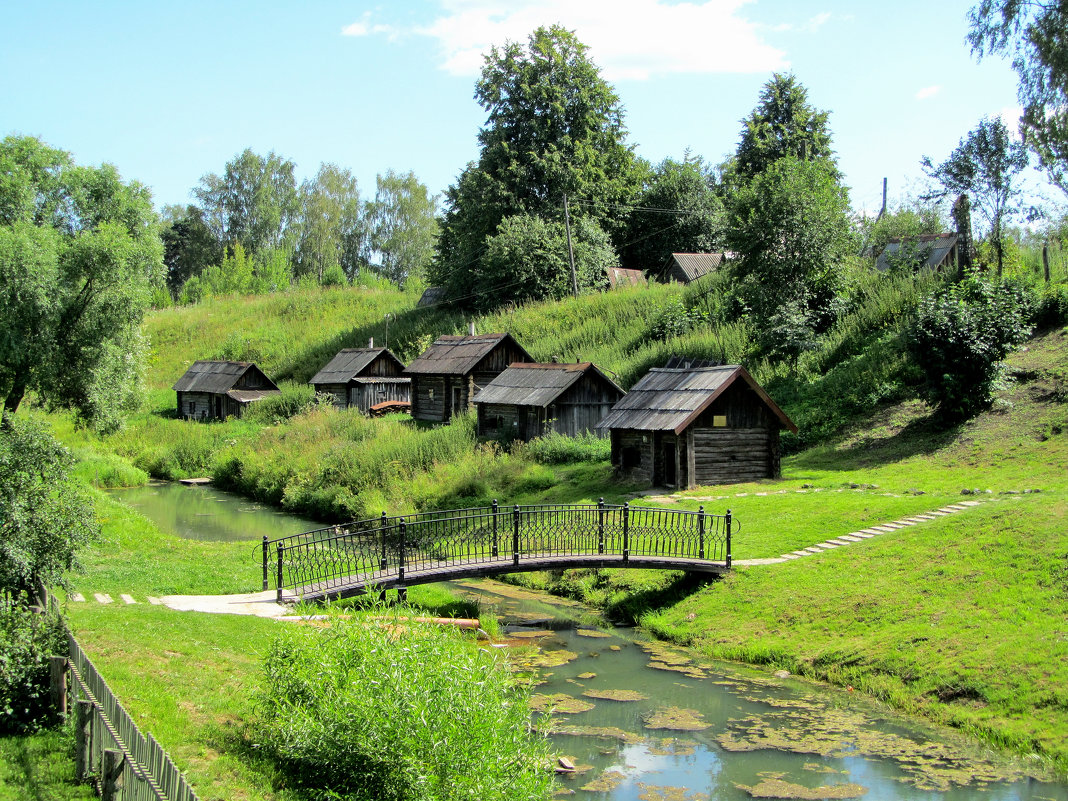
{"left": 40, "top": 588, "right": 199, "bottom": 801}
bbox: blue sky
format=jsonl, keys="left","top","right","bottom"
{"left": 0, "top": 0, "right": 1034, "bottom": 218}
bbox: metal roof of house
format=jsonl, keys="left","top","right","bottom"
{"left": 875, "top": 233, "right": 957, "bottom": 272}
{"left": 403, "top": 332, "right": 531, "bottom": 376}
{"left": 472, "top": 362, "right": 624, "bottom": 408}
{"left": 664, "top": 253, "right": 728, "bottom": 283}
{"left": 172, "top": 361, "right": 278, "bottom": 394}
{"left": 605, "top": 266, "right": 648, "bottom": 289}
{"left": 309, "top": 348, "right": 405, "bottom": 386}
{"left": 417, "top": 286, "right": 447, "bottom": 307}
{"left": 226, "top": 388, "right": 280, "bottom": 404}
{"left": 596, "top": 365, "right": 796, "bottom": 434}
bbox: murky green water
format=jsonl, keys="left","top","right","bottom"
{"left": 109, "top": 484, "right": 1067, "bottom": 799}
{"left": 450, "top": 579, "right": 1068, "bottom": 801}
{"left": 108, "top": 481, "right": 323, "bottom": 542}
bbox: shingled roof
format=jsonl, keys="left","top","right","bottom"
{"left": 309, "top": 348, "right": 405, "bottom": 386}
{"left": 596, "top": 365, "right": 796, "bottom": 434}
{"left": 403, "top": 333, "right": 531, "bottom": 376}
{"left": 172, "top": 361, "right": 278, "bottom": 394}
{"left": 473, "top": 363, "right": 623, "bottom": 407}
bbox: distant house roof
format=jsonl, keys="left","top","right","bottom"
{"left": 404, "top": 332, "right": 532, "bottom": 376}
{"left": 473, "top": 362, "right": 623, "bottom": 408}
{"left": 875, "top": 234, "right": 958, "bottom": 272}
{"left": 596, "top": 365, "right": 796, "bottom": 435}
{"left": 172, "top": 361, "right": 279, "bottom": 394}
{"left": 417, "top": 286, "right": 447, "bottom": 307}
{"left": 309, "top": 348, "right": 406, "bottom": 386}
{"left": 662, "top": 253, "right": 729, "bottom": 283}
{"left": 605, "top": 266, "right": 648, "bottom": 289}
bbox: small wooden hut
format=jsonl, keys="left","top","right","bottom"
{"left": 875, "top": 233, "right": 958, "bottom": 272}
{"left": 473, "top": 362, "right": 625, "bottom": 441}
{"left": 173, "top": 361, "right": 280, "bottom": 421}
{"left": 657, "top": 252, "right": 729, "bottom": 284}
{"left": 403, "top": 332, "right": 533, "bottom": 422}
{"left": 309, "top": 347, "right": 410, "bottom": 412}
{"left": 596, "top": 364, "right": 796, "bottom": 489}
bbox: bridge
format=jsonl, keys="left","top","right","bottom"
{"left": 262, "top": 500, "right": 732, "bottom": 604}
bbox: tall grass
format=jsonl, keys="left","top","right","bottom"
{"left": 258, "top": 612, "right": 554, "bottom": 801}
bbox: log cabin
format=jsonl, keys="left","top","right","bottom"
{"left": 596, "top": 364, "right": 796, "bottom": 489}
{"left": 173, "top": 361, "right": 280, "bottom": 421}
{"left": 403, "top": 332, "right": 533, "bottom": 423}
{"left": 309, "top": 347, "right": 410, "bottom": 412}
{"left": 473, "top": 362, "right": 624, "bottom": 441}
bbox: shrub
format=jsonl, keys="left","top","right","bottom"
{"left": 258, "top": 614, "right": 553, "bottom": 801}
{"left": 908, "top": 274, "right": 1032, "bottom": 420}
{"left": 0, "top": 601, "right": 65, "bottom": 733}
{"left": 243, "top": 382, "right": 329, "bottom": 425}
{"left": 524, "top": 430, "right": 611, "bottom": 464}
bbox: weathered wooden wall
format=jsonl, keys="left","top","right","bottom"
{"left": 411, "top": 376, "right": 446, "bottom": 421}
{"left": 351, "top": 381, "right": 410, "bottom": 413}
{"left": 315, "top": 383, "right": 348, "bottom": 409}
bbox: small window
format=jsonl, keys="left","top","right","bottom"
{"left": 622, "top": 446, "right": 641, "bottom": 470}
{"left": 188, "top": 401, "right": 195, "bottom": 414}
{"left": 712, "top": 415, "right": 727, "bottom": 427}
{"left": 428, "top": 388, "right": 435, "bottom": 400}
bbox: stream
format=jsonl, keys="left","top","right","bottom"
{"left": 111, "top": 481, "right": 1068, "bottom": 801}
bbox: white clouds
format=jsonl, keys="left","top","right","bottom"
{"left": 916, "top": 85, "right": 941, "bottom": 100}
{"left": 346, "top": 0, "right": 792, "bottom": 80}
{"left": 341, "top": 13, "right": 395, "bottom": 39}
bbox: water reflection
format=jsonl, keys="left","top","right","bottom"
{"left": 449, "top": 579, "right": 1067, "bottom": 801}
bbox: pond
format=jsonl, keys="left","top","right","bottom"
{"left": 449, "top": 579, "right": 1068, "bottom": 801}
{"left": 109, "top": 482, "right": 1067, "bottom": 799}
{"left": 107, "top": 480, "right": 324, "bottom": 542}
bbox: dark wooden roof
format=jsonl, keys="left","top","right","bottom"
{"left": 417, "top": 286, "right": 446, "bottom": 307}
{"left": 403, "top": 333, "right": 531, "bottom": 376}
{"left": 875, "top": 233, "right": 957, "bottom": 272}
{"left": 309, "top": 348, "right": 405, "bottom": 386}
{"left": 472, "top": 363, "right": 624, "bottom": 408}
{"left": 664, "top": 253, "right": 728, "bottom": 283}
{"left": 596, "top": 365, "right": 796, "bottom": 434}
{"left": 172, "top": 361, "right": 279, "bottom": 394}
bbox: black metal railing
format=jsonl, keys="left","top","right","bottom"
{"left": 263, "top": 500, "right": 732, "bottom": 602}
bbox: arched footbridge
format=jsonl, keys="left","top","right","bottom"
{"left": 262, "top": 501, "right": 733, "bottom": 604}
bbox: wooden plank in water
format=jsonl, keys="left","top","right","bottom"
{"left": 179, "top": 477, "right": 212, "bottom": 485}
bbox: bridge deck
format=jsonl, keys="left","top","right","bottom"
{"left": 283, "top": 552, "right": 729, "bottom": 604}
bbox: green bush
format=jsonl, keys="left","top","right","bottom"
{"left": 243, "top": 382, "right": 328, "bottom": 425}
{"left": 908, "top": 274, "right": 1032, "bottom": 420}
{"left": 1033, "top": 282, "right": 1068, "bottom": 329}
{"left": 0, "top": 602, "right": 65, "bottom": 733}
{"left": 524, "top": 430, "right": 611, "bottom": 464}
{"left": 258, "top": 613, "right": 553, "bottom": 801}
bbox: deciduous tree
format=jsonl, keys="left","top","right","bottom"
{"left": 294, "top": 163, "right": 365, "bottom": 283}
{"left": 368, "top": 170, "right": 439, "bottom": 287}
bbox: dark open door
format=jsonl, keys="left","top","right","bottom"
{"left": 662, "top": 441, "right": 677, "bottom": 487}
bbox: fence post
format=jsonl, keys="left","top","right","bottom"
{"left": 276, "top": 543, "right": 284, "bottom": 604}
{"left": 262, "top": 535, "right": 270, "bottom": 591}
{"left": 380, "top": 511, "right": 389, "bottom": 571}
{"left": 492, "top": 499, "right": 499, "bottom": 558}
{"left": 398, "top": 518, "right": 406, "bottom": 583}
{"left": 102, "top": 749, "right": 125, "bottom": 801}
{"left": 725, "top": 508, "right": 732, "bottom": 568}
{"left": 74, "top": 699, "right": 92, "bottom": 780}
{"left": 49, "top": 656, "right": 67, "bottom": 720}
{"left": 622, "top": 502, "right": 630, "bottom": 563}
{"left": 597, "top": 498, "right": 605, "bottom": 554}
{"left": 513, "top": 505, "right": 521, "bottom": 567}
{"left": 698, "top": 505, "right": 706, "bottom": 560}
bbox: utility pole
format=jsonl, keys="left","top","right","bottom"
{"left": 563, "top": 193, "right": 578, "bottom": 298}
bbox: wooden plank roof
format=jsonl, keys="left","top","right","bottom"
{"left": 309, "top": 348, "right": 405, "bottom": 386}
{"left": 472, "top": 362, "right": 623, "bottom": 408}
{"left": 403, "top": 332, "right": 531, "bottom": 376}
{"left": 172, "top": 361, "right": 278, "bottom": 394}
{"left": 665, "top": 252, "right": 727, "bottom": 283}
{"left": 875, "top": 233, "right": 958, "bottom": 272}
{"left": 596, "top": 365, "right": 796, "bottom": 434}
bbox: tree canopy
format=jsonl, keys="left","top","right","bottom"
{"left": 921, "top": 116, "right": 1030, "bottom": 274}
{"left": 432, "top": 25, "right": 641, "bottom": 307}
{"left": 969, "top": 0, "right": 1068, "bottom": 194}
{"left": 0, "top": 135, "right": 164, "bottom": 431}
{"left": 368, "top": 170, "right": 439, "bottom": 288}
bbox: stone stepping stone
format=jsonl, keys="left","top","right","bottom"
{"left": 792, "top": 550, "right": 812, "bottom": 557}
{"left": 839, "top": 535, "right": 864, "bottom": 542}
{"left": 959, "top": 500, "right": 981, "bottom": 506}
{"left": 851, "top": 532, "right": 875, "bottom": 538}
{"left": 894, "top": 520, "right": 917, "bottom": 526}
{"left": 780, "top": 553, "right": 801, "bottom": 560}
{"left": 68, "top": 593, "right": 85, "bottom": 603}
{"left": 804, "top": 546, "right": 827, "bottom": 553}
{"left": 148, "top": 596, "right": 162, "bottom": 605}
{"left": 120, "top": 594, "right": 138, "bottom": 605}
{"left": 928, "top": 511, "right": 950, "bottom": 516}
{"left": 827, "top": 538, "right": 853, "bottom": 545}
{"left": 818, "top": 541, "right": 840, "bottom": 548}
{"left": 945, "top": 504, "right": 968, "bottom": 510}
{"left": 880, "top": 523, "right": 905, "bottom": 529}
{"left": 93, "top": 593, "right": 113, "bottom": 604}
{"left": 870, "top": 526, "right": 897, "bottom": 532}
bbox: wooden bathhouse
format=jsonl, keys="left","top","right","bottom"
{"left": 173, "top": 360, "right": 280, "bottom": 421}
{"left": 596, "top": 364, "right": 796, "bottom": 489}
{"left": 403, "top": 332, "right": 533, "bottom": 423}
{"left": 472, "top": 362, "right": 625, "bottom": 441}
{"left": 657, "top": 252, "right": 729, "bottom": 284}
{"left": 308, "top": 347, "right": 410, "bottom": 412}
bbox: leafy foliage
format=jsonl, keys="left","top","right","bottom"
{"left": 969, "top": 0, "right": 1068, "bottom": 194}
{"left": 294, "top": 163, "right": 366, "bottom": 283}
{"left": 908, "top": 273, "right": 1032, "bottom": 419}
{"left": 0, "top": 602, "right": 65, "bottom": 733}
{"left": 523, "top": 430, "right": 611, "bottom": 464}
{"left": 0, "top": 135, "right": 164, "bottom": 431}
{"left": 921, "top": 116, "right": 1030, "bottom": 274}
{"left": 0, "top": 417, "right": 98, "bottom": 597}
{"left": 369, "top": 169, "right": 439, "bottom": 287}
{"left": 258, "top": 615, "right": 553, "bottom": 801}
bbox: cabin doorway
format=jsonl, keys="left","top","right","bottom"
{"left": 662, "top": 441, "right": 677, "bottom": 487}
{"left": 451, "top": 385, "right": 463, "bottom": 417}
{"left": 215, "top": 396, "right": 223, "bottom": 419}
